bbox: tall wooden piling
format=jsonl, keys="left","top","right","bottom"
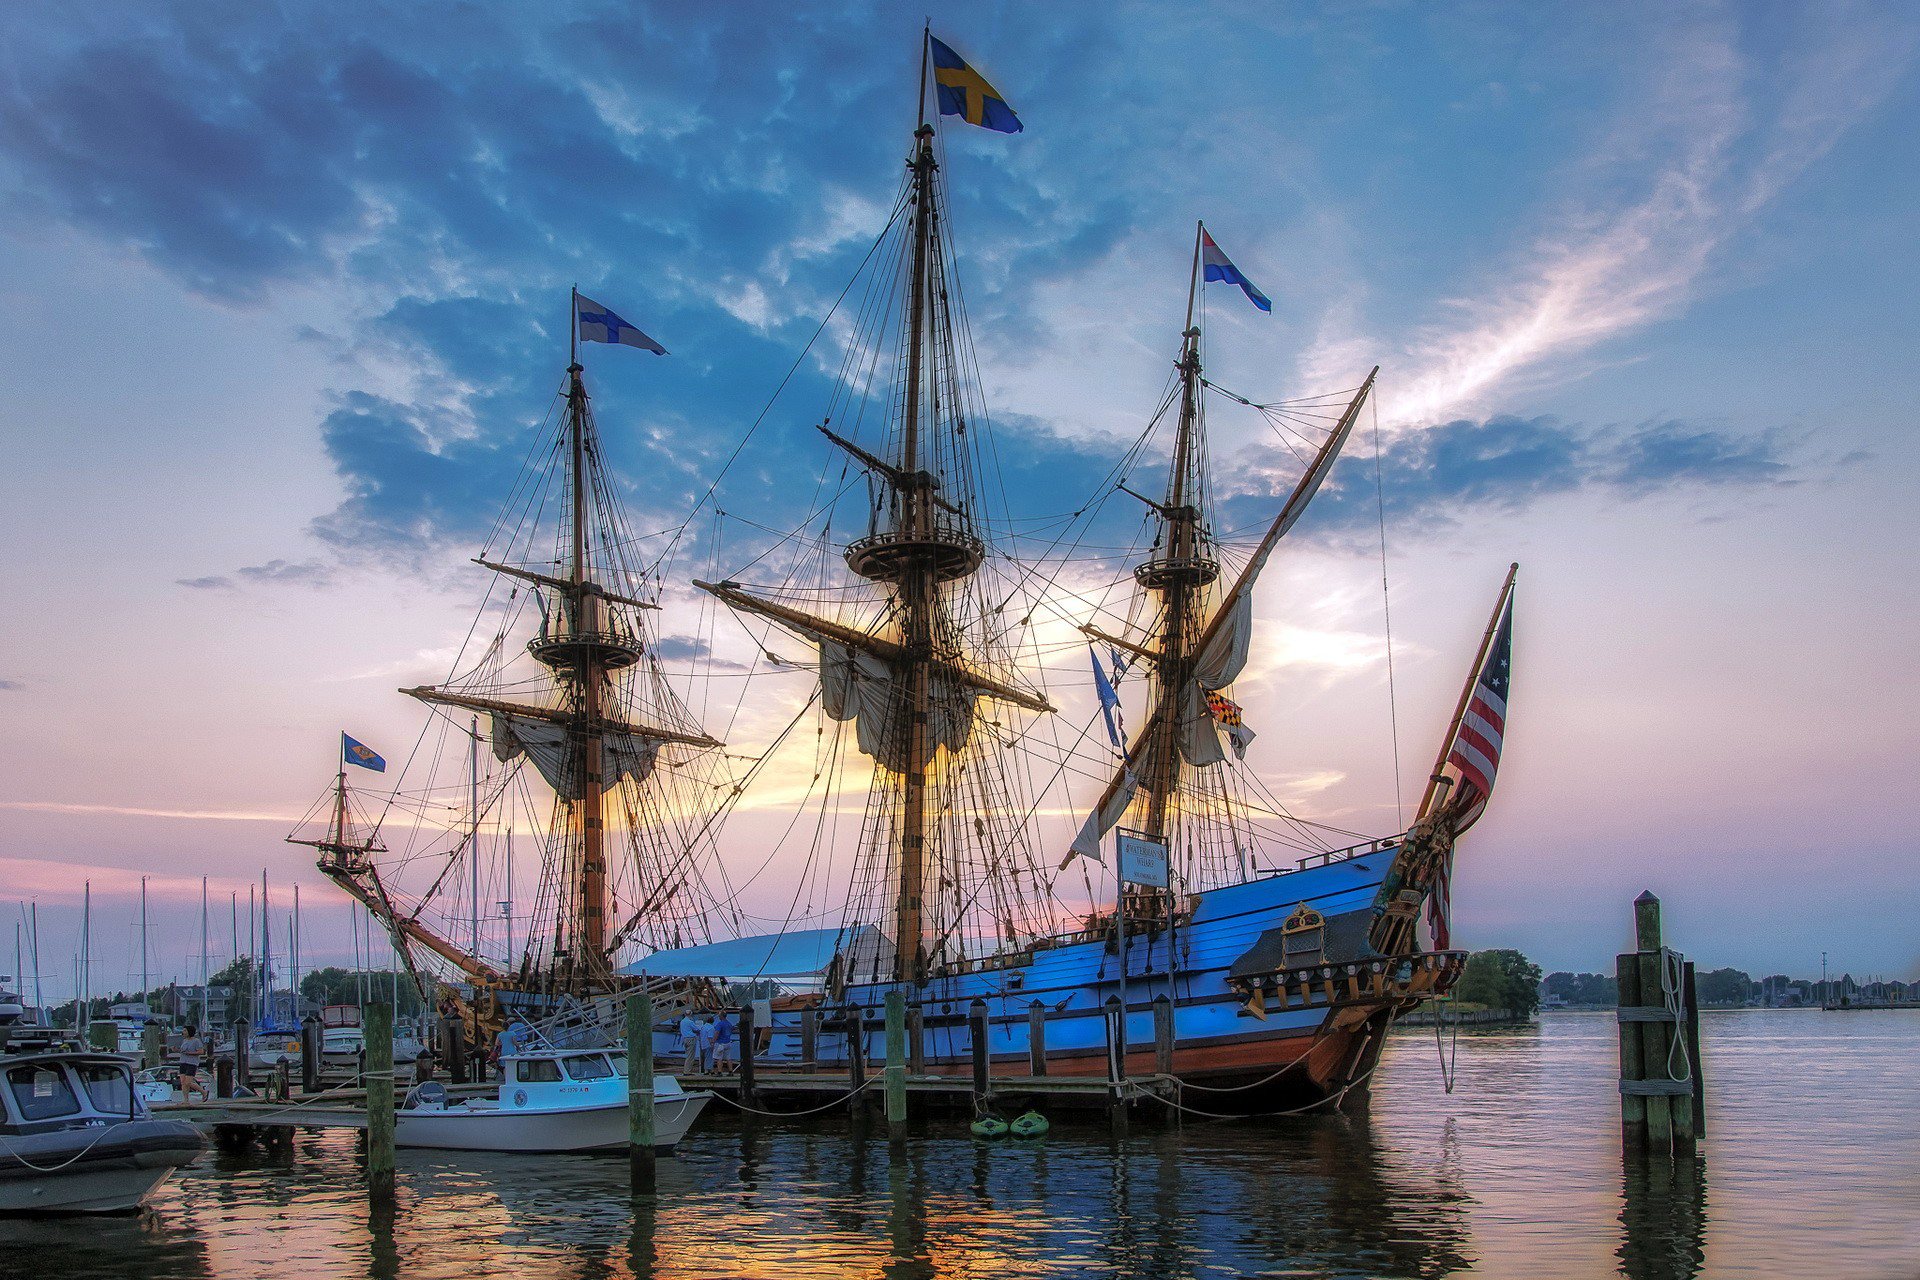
{"left": 847, "top": 1006, "right": 866, "bottom": 1096}
{"left": 1027, "top": 1001, "right": 1047, "bottom": 1076}
{"left": 365, "top": 1001, "right": 395, "bottom": 1204}
{"left": 441, "top": 1017, "right": 468, "bottom": 1085}
{"left": 1616, "top": 891, "right": 1701, "bottom": 1158}
{"left": 625, "top": 993, "right": 656, "bottom": 1183}
{"left": 1103, "top": 995, "right": 1127, "bottom": 1124}
{"left": 800, "top": 1007, "right": 818, "bottom": 1069}
{"left": 967, "top": 999, "right": 990, "bottom": 1114}
{"left": 883, "top": 990, "right": 907, "bottom": 1135}
{"left": 1152, "top": 994, "right": 1175, "bottom": 1077}
{"left": 232, "top": 1018, "right": 251, "bottom": 1092}
{"left": 300, "top": 1017, "right": 323, "bottom": 1094}
{"left": 738, "top": 1003, "right": 758, "bottom": 1109}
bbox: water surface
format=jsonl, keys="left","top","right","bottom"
{"left": 6, "top": 1010, "right": 1917, "bottom": 1278}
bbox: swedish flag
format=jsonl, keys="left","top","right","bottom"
{"left": 930, "top": 36, "right": 1022, "bottom": 134}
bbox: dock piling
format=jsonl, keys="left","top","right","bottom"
{"left": 365, "top": 1001, "right": 395, "bottom": 1204}
{"left": 232, "top": 1018, "right": 251, "bottom": 1093}
{"left": 738, "top": 1002, "right": 758, "bottom": 1109}
{"left": 1027, "top": 1001, "right": 1047, "bottom": 1076}
{"left": 800, "top": 1007, "right": 818, "bottom": 1069}
{"left": 967, "top": 999, "right": 989, "bottom": 1114}
{"left": 1616, "top": 891, "right": 1701, "bottom": 1159}
{"left": 300, "top": 1016, "right": 323, "bottom": 1093}
{"left": 884, "top": 990, "right": 907, "bottom": 1134}
{"left": 1152, "top": 994, "right": 1174, "bottom": 1078}
{"left": 625, "top": 992, "right": 655, "bottom": 1184}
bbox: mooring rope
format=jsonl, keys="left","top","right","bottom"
{"left": 704, "top": 1078, "right": 876, "bottom": 1118}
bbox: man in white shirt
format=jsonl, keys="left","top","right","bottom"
{"left": 679, "top": 1011, "right": 700, "bottom": 1072}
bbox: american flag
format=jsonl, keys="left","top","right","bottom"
{"left": 1429, "top": 588, "right": 1513, "bottom": 949}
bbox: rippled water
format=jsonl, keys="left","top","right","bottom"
{"left": 5, "top": 1010, "right": 1918, "bottom": 1279}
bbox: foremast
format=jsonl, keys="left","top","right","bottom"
{"left": 1075, "top": 225, "right": 1377, "bottom": 886}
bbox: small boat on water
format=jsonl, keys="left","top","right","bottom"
{"left": 395, "top": 1046, "right": 709, "bottom": 1154}
{"left": 0, "top": 1050, "right": 203, "bottom": 1214}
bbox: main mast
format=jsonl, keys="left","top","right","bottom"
{"left": 696, "top": 32, "right": 1048, "bottom": 987}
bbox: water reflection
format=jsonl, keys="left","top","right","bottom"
{"left": 11, "top": 1015, "right": 1916, "bottom": 1278}
{"left": 1618, "top": 1156, "right": 1707, "bottom": 1280}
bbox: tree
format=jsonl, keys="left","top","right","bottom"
{"left": 209, "top": 956, "right": 257, "bottom": 1021}
{"left": 1457, "top": 948, "right": 1543, "bottom": 1018}
{"left": 1543, "top": 971, "right": 1617, "bottom": 1006}
{"left": 1697, "top": 967, "right": 1754, "bottom": 1006}
{"left": 300, "top": 967, "right": 428, "bottom": 1018}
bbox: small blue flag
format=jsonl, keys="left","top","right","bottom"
{"left": 1200, "top": 229, "right": 1272, "bottom": 312}
{"left": 930, "top": 36, "right": 1023, "bottom": 134}
{"left": 1090, "top": 648, "right": 1126, "bottom": 752}
{"left": 576, "top": 293, "right": 667, "bottom": 354}
{"left": 342, "top": 733, "right": 386, "bottom": 773}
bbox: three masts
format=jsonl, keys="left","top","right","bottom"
{"left": 296, "top": 34, "right": 1511, "bottom": 1082}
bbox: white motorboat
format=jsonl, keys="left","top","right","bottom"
{"left": 0, "top": 1050, "right": 203, "bottom": 1214}
{"left": 395, "top": 1047, "right": 709, "bottom": 1154}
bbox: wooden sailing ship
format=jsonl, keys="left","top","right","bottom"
{"left": 653, "top": 33, "right": 1520, "bottom": 1110}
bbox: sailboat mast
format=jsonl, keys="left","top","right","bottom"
{"left": 890, "top": 41, "right": 941, "bottom": 986}
{"left": 140, "top": 876, "right": 149, "bottom": 1005}
{"left": 566, "top": 349, "right": 610, "bottom": 981}
{"left": 199, "top": 878, "right": 208, "bottom": 1027}
{"left": 1142, "top": 223, "right": 1213, "bottom": 843}
{"left": 469, "top": 715, "right": 480, "bottom": 961}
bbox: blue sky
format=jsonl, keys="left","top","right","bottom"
{"left": 2, "top": 1, "right": 1917, "bottom": 995}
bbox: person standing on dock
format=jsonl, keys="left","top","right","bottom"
{"left": 679, "top": 1011, "right": 700, "bottom": 1072}
{"left": 714, "top": 1012, "right": 736, "bottom": 1074}
{"left": 176, "top": 1025, "right": 208, "bottom": 1103}
{"left": 697, "top": 1015, "right": 717, "bottom": 1073}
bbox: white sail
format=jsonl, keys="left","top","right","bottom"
{"left": 490, "top": 711, "right": 661, "bottom": 799}
{"left": 819, "top": 640, "right": 976, "bottom": 774}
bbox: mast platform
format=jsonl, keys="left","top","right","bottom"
{"left": 844, "top": 528, "right": 984, "bottom": 583}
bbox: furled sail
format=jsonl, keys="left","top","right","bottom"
{"left": 489, "top": 710, "right": 662, "bottom": 799}
{"left": 819, "top": 641, "right": 976, "bottom": 774}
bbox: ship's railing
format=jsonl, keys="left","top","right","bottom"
{"left": 1276, "top": 834, "right": 1402, "bottom": 874}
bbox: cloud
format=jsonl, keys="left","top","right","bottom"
{"left": 0, "top": 679, "right": 22, "bottom": 691}
{"left": 175, "top": 558, "right": 334, "bottom": 591}
{"left": 1231, "top": 414, "right": 1801, "bottom": 539}
{"left": 1316, "top": 9, "right": 1916, "bottom": 428}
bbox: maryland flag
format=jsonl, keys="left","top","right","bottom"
{"left": 1204, "top": 691, "right": 1257, "bottom": 761}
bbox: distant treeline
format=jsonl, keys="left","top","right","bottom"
{"left": 1546, "top": 967, "right": 1815, "bottom": 1007}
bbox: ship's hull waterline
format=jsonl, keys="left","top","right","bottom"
{"left": 752, "top": 845, "right": 1463, "bottom": 1113}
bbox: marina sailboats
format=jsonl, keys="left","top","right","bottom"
{"left": 644, "top": 34, "right": 1520, "bottom": 1111}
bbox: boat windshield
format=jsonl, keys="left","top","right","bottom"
{"left": 562, "top": 1054, "right": 614, "bottom": 1081}
{"left": 515, "top": 1059, "right": 562, "bottom": 1083}
{"left": 607, "top": 1054, "right": 627, "bottom": 1077}
{"left": 79, "top": 1063, "right": 133, "bottom": 1115}
{"left": 7, "top": 1064, "right": 81, "bottom": 1122}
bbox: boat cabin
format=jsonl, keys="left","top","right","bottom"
{"left": 402, "top": 1047, "right": 671, "bottom": 1114}
{"left": 0, "top": 1052, "right": 146, "bottom": 1136}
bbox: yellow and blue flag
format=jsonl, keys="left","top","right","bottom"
{"left": 342, "top": 733, "right": 386, "bottom": 773}
{"left": 930, "top": 36, "right": 1022, "bottom": 134}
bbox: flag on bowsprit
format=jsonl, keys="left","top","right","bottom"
{"left": 1204, "top": 690, "right": 1258, "bottom": 761}
{"left": 576, "top": 293, "right": 667, "bottom": 354}
{"left": 1427, "top": 584, "right": 1515, "bottom": 949}
{"left": 342, "top": 733, "right": 386, "bottom": 772}
{"left": 929, "top": 35, "right": 1023, "bottom": 133}
{"left": 1089, "top": 647, "right": 1126, "bottom": 753}
{"left": 1200, "top": 229, "right": 1272, "bottom": 312}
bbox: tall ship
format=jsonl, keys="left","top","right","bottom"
{"left": 292, "top": 298, "right": 737, "bottom": 1033}
{"left": 641, "top": 32, "right": 1520, "bottom": 1111}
